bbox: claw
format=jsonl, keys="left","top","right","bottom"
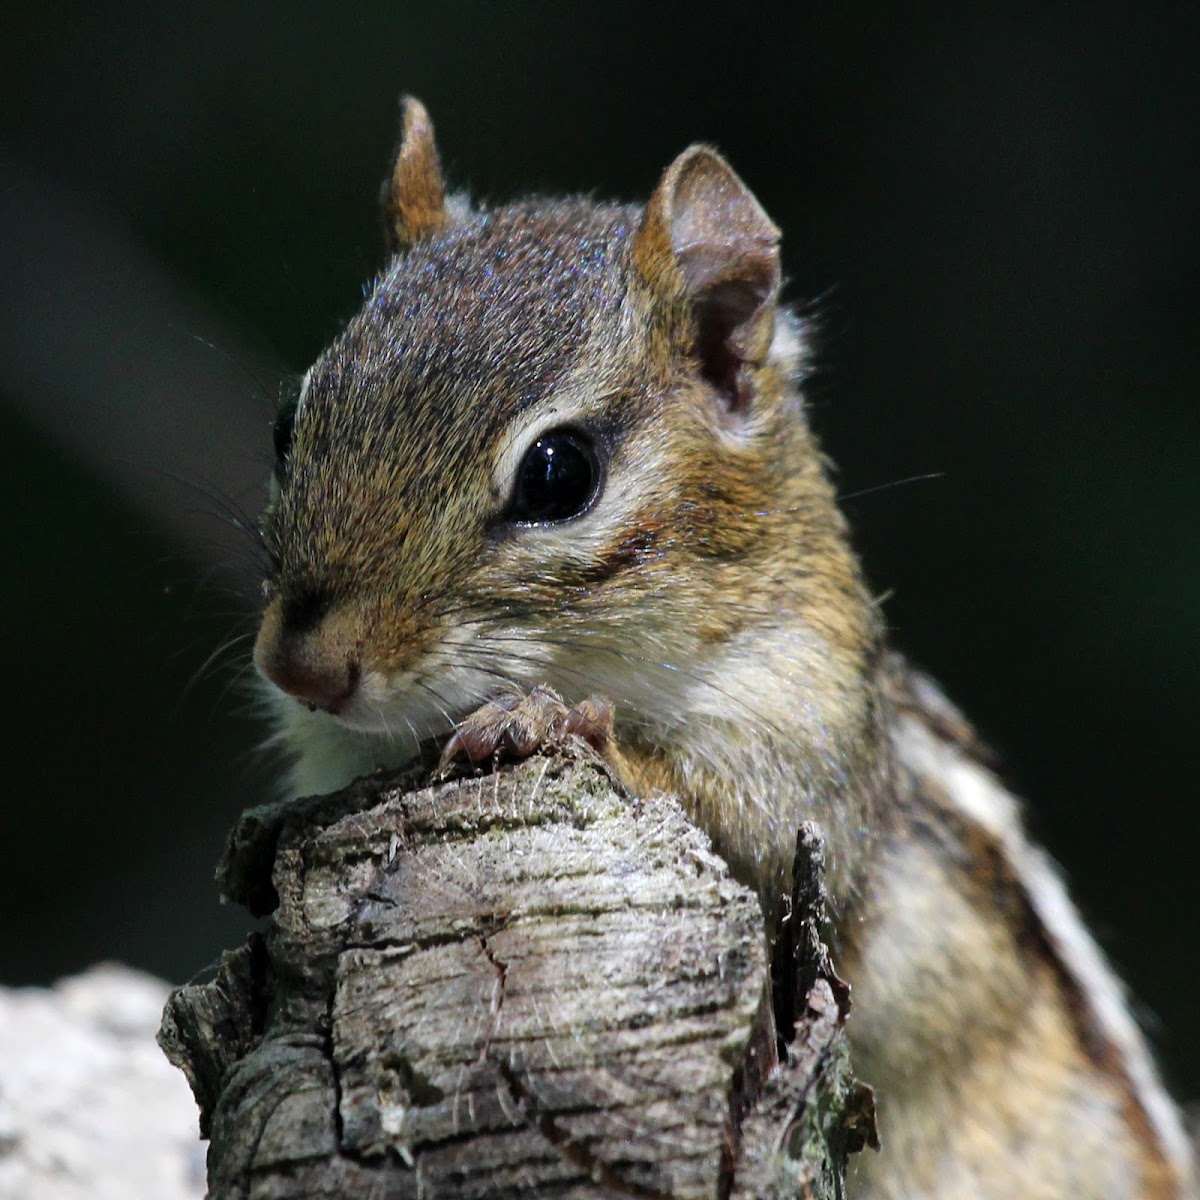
{"left": 437, "top": 686, "right": 619, "bottom": 776}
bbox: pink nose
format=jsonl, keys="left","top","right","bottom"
{"left": 253, "top": 595, "right": 364, "bottom": 714}
{"left": 259, "top": 648, "right": 360, "bottom": 714}
{"left": 253, "top": 618, "right": 359, "bottom": 717}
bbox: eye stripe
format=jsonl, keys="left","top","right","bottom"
{"left": 570, "top": 519, "right": 661, "bottom": 585}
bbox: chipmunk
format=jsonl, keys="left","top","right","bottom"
{"left": 251, "top": 98, "right": 1196, "bottom": 1197}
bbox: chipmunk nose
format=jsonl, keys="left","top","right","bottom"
{"left": 260, "top": 644, "right": 361, "bottom": 714}
{"left": 253, "top": 593, "right": 361, "bottom": 715}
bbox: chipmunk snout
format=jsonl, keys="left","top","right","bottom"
{"left": 254, "top": 596, "right": 361, "bottom": 715}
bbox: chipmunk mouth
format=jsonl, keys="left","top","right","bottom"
{"left": 316, "top": 662, "right": 503, "bottom": 743}
{"left": 255, "top": 595, "right": 556, "bottom": 744}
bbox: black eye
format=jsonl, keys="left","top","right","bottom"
{"left": 509, "top": 429, "right": 602, "bottom": 523}
{"left": 273, "top": 401, "right": 298, "bottom": 475}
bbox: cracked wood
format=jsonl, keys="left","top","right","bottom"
{"left": 159, "top": 748, "right": 863, "bottom": 1198}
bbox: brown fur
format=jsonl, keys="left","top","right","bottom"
{"left": 253, "top": 103, "right": 1195, "bottom": 1197}
{"left": 380, "top": 97, "right": 450, "bottom": 253}
{"left": 841, "top": 666, "right": 1190, "bottom": 1197}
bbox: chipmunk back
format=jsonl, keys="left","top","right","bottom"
{"left": 251, "top": 99, "right": 1195, "bottom": 1197}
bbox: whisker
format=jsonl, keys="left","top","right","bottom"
{"left": 428, "top": 654, "right": 524, "bottom": 698}
{"left": 837, "top": 472, "right": 945, "bottom": 505}
{"left": 449, "top": 634, "right": 789, "bottom": 746}
{"left": 411, "top": 591, "right": 809, "bottom": 741}
{"left": 213, "top": 657, "right": 260, "bottom": 712}
{"left": 140, "top": 464, "right": 269, "bottom": 547}
{"left": 366, "top": 695, "right": 403, "bottom": 749}
{"left": 184, "top": 630, "right": 258, "bottom": 699}
{"left": 413, "top": 678, "right": 464, "bottom": 749}
{"left": 174, "top": 326, "right": 287, "bottom": 415}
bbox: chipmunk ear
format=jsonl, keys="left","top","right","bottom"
{"left": 633, "top": 146, "right": 781, "bottom": 414}
{"left": 380, "top": 96, "right": 449, "bottom": 254}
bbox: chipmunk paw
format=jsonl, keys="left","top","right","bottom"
{"left": 437, "top": 686, "right": 616, "bottom": 775}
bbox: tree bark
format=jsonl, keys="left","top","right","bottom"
{"left": 159, "top": 746, "right": 874, "bottom": 1198}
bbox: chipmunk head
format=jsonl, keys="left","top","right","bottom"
{"left": 254, "top": 97, "right": 874, "bottom": 769}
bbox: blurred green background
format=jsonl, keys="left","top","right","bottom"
{"left": 2, "top": 2, "right": 1197, "bottom": 1097}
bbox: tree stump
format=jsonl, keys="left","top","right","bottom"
{"left": 159, "top": 746, "right": 874, "bottom": 1198}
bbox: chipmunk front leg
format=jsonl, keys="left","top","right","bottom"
{"left": 437, "top": 686, "right": 636, "bottom": 787}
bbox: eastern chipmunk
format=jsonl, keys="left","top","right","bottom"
{"left": 251, "top": 98, "right": 1196, "bottom": 1197}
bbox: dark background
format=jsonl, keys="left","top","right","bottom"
{"left": 3, "top": 3, "right": 1197, "bottom": 1096}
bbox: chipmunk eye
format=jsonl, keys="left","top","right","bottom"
{"left": 272, "top": 401, "right": 298, "bottom": 476}
{"left": 509, "top": 429, "right": 602, "bottom": 524}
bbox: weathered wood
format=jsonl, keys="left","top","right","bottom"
{"left": 160, "top": 748, "right": 870, "bottom": 1198}
{"left": 732, "top": 826, "right": 879, "bottom": 1200}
